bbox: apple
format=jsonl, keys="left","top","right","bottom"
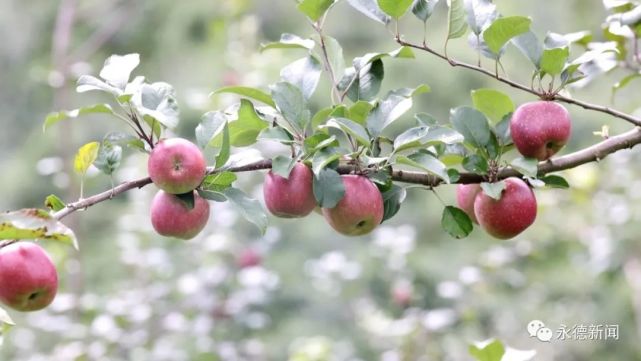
{"left": 456, "top": 184, "right": 481, "bottom": 224}
{"left": 322, "top": 175, "right": 384, "bottom": 236}
{"left": 0, "top": 242, "right": 58, "bottom": 312}
{"left": 263, "top": 163, "right": 316, "bottom": 218}
{"left": 150, "top": 190, "right": 210, "bottom": 240}
{"left": 236, "top": 248, "right": 262, "bottom": 269}
{"left": 391, "top": 283, "right": 413, "bottom": 307}
{"left": 474, "top": 178, "right": 537, "bottom": 239}
{"left": 510, "top": 101, "right": 571, "bottom": 161}
{"left": 148, "top": 138, "right": 207, "bottom": 194}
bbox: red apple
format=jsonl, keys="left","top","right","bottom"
{"left": 322, "top": 175, "right": 384, "bottom": 236}
{"left": 148, "top": 138, "right": 207, "bottom": 194}
{"left": 474, "top": 178, "right": 537, "bottom": 239}
{"left": 456, "top": 184, "right": 481, "bottom": 224}
{"left": 236, "top": 248, "right": 262, "bottom": 269}
{"left": 392, "top": 283, "right": 413, "bottom": 307}
{"left": 510, "top": 101, "right": 571, "bottom": 161}
{"left": 0, "top": 242, "right": 58, "bottom": 312}
{"left": 263, "top": 163, "right": 316, "bottom": 218}
{"left": 150, "top": 190, "right": 210, "bottom": 240}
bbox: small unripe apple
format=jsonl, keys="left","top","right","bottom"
{"left": 150, "top": 190, "right": 210, "bottom": 240}
{"left": 510, "top": 101, "right": 571, "bottom": 161}
{"left": 456, "top": 184, "right": 481, "bottom": 224}
{"left": 322, "top": 175, "right": 384, "bottom": 236}
{"left": 263, "top": 163, "right": 316, "bottom": 218}
{"left": 148, "top": 138, "right": 207, "bottom": 194}
{"left": 0, "top": 242, "right": 58, "bottom": 312}
{"left": 236, "top": 248, "right": 262, "bottom": 269}
{"left": 474, "top": 178, "right": 537, "bottom": 239}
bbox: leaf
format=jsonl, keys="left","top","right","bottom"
{"left": 201, "top": 172, "right": 237, "bottom": 192}
{"left": 482, "top": 16, "right": 532, "bottom": 54}
{"left": 0, "top": 306, "right": 14, "bottom": 326}
{"left": 540, "top": 174, "right": 570, "bottom": 188}
{"left": 229, "top": 100, "right": 269, "bottom": 147}
{"left": 441, "top": 206, "right": 473, "bottom": 238}
{"left": 298, "top": 0, "right": 335, "bottom": 21}
{"left": 510, "top": 157, "right": 538, "bottom": 178}
{"left": 0, "top": 209, "right": 78, "bottom": 249}
{"left": 223, "top": 188, "right": 268, "bottom": 234}
{"left": 211, "top": 86, "right": 276, "bottom": 107}
{"left": 258, "top": 126, "right": 296, "bottom": 145}
{"left": 281, "top": 55, "right": 322, "bottom": 100}
{"left": 94, "top": 141, "right": 123, "bottom": 175}
{"left": 175, "top": 191, "right": 196, "bottom": 210}
{"left": 347, "top": 0, "right": 391, "bottom": 24}
{"left": 271, "top": 82, "right": 311, "bottom": 134}
{"left": 215, "top": 122, "right": 230, "bottom": 168}
{"left": 44, "top": 195, "right": 66, "bottom": 212}
{"left": 43, "top": 104, "right": 114, "bottom": 131}
{"left": 413, "top": 0, "right": 440, "bottom": 22}
{"left": 469, "top": 339, "right": 506, "bottom": 361}
{"left": 196, "top": 111, "right": 227, "bottom": 149}
{"left": 540, "top": 47, "right": 570, "bottom": 76}
{"left": 271, "top": 156, "right": 298, "bottom": 179}
{"left": 76, "top": 75, "right": 122, "bottom": 96}
{"left": 323, "top": 35, "right": 346, "bottom": 80}
{"left": 326, "top": 118, "right": 371, "bottom": 145}
{"left": 73, "top": 142, "right": 100, "bottom": 176}
{"left": 463, "top": 154, "right": 488, "bottom": 173}
{"left": 349, "top": 101, "right": 375, "bottom": 124}
{"left": 99, "top": 53, "right": 140, "bottom": 89}
{"left": 104, "top": 132, "right": 144, "bottom": 150}
{"left": 381, "top": 184, "right": 407, "bottom": 222}
{"left": 339, "top": 59, "right": 385, "bottom": 102}
{"left": 481, "top": 181, "right": 505, "bottom": 200}
{"left": 312, "top": 147, "right": 342, "bottom": 175}
{"left": 512, "top": 31, "right": 543, "bottom": 66}
{"left": 450, "top": 107, "right": 492, "bottom": 149}
{"left": 447, "top": 0, "right": 468, "bottom": 39}
{"left": 304, "top": 133, "right": 339, "bottom": 154}
{"left": 377, "top": 0, "right": 414, "bottom": 18}
{"left": 136, "top": 82, "right": 180, "bottom": 129}
{"left": 260, "top": 33, "right": 315, "bottom": 52}
{"left": 612, "top": 72, "right": 641, "bottom": 100}
{"left": 415, "top": 112, "right": 439, "bottom": 126}
{"left": 397, "top": 153, "right": 449, "bottom": 181}
{"left": 494, "top": 113, "right": 512, "bottom": 145}
{"left": 471, "top": 89, "right": 514, "bottom": 125}
{"left": 313, "top": 168, "right": 346, "bottom": 208}
{"left": 464, "top": 0, "right": 497, "bottom": 34}
{"left": 366, "top": 85, "right": 431, "bottom": 137}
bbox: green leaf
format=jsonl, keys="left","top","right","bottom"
{"left": 510, "top": 157, "right": 538, "bottom": 178}
{"left": 258, "top": 126, "right": 296, "bottom": 145}
{"left": 471, "top": 89, "right": 514, "bottom": 125}
{"left": 304, "top": 133, "right": 338, "bottom": 154}
{"left": 196, "top": 111, "right": 227, "bottom": 149}
{"left": 298, "top": 0, "right": 335, "bottom": 21}
{"left": 377, "top": 0, "right": 414, "bottom": 18}
{"left": 99, "top": 53, "right": 140, "bottom": 89}
{"left": 271, "top": 81, "right": 311, "bottom": 134}
{"left": 346, "top": 0, "right": 391, "bottom": 24}
{"left": 393, "top": 126, "right": 430, "bottom": 152}
{"left": 215, "top": 122, "right": 231, "bottom": 168}
{"left": 442, "top": 206, "right": 473, "bottom": 238}
{"left": 512, "top": 31, "right": 543, "bottom": 66}
{"left": 44, "top": 195, "right": 66, "bottom": 212}
{"left": 540, "top": 174, "right": 570, "bottom": 188}
{"left": 104, "top": 132, "right": 144, "bottom": 150}
{"left": 136, "top": 82, "right": 180, "bottom": 129}
{"left": 0, "top": 209, "right": 78, "bottom": 249}
{"left": 281, "top": 55, "right": 322, "bottom": 100}
{"left": 94, "top": 140, "right": 123, "bottom": 175}
{"left": 612, "top": 72, "right": 641, "bottom": 100}
{"left": 413, "top": 0, "right": 440, "bottom": 22}
{"left": 201, "top": 172, "right": 237, "bottom": 192}
{"left": 271, "top": 156, "right": 297, "bottom": 178}
{"left": 469, "top": 339, "right": 506, "bottom": 361}
{"left": 482, "top": 16, "right": 531, "bottom": 54}
{"left": 415, "top": 112, "right": 439, "bottom": 126}
{"left": 481, "top": 181, "right": 505, "bottom": 200}
{"left": 450, "top": 107, "right": 491, "bottom": 149}
{"left": 447, "top": 0, "right": 468, "bottom": 39}
{"left": 43, "top": 104, "right": 114, "bottom": 131}
{"left": 381, "top": 184, "right": 407, "bottom": 222}
{"left": 73, "top": 142, "right": 100, "bottom": 176}
{"left": 540, "top": 47, "right": 570, "bottom": 76}
{"left": 175, "top": 191, "right": 196, "bottom": 210}
{"left": 339, "top": 59, "right": 385, "bottom": 102}
{"left": 349, "top": 101, "right": 375, "bottom": 124}
{"left": 366, "top": 85, "right": 430, "bottom": 137}
{"left": 326, "top": 118, "right": 371, "bottom": 145}
{"left": 223, "top": 187, "right": 268, "bottom": 234}
{"left": 313, "top": 168, "right": 346, "bottom": 208}
{"left": 0, "top": 306, "right": 14, "bottom": 326}
{"left": 464, "top": 0, "right": 497, "bottom": 35}
{"left": 229, "top": 100, "right": 269, "bottom": 147}
{"left": 397, "top": 153, "right": 449, "bottom": 182}
{"left": 312, "top": 147, "right": 342, "bottom": 175}
{"left": 211, "top": 86, "right": 276, "bottom": 107}
{"left": 462, "top": 154, "right": 488, "bottom": 173}
{"left": 260, "top": 33, "right": 315, "bottom": 52}
{"left": 323, "top": 35, "right": 346, "bottom": 80}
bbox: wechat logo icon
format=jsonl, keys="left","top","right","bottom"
{"left": 527, "top": 320, "right": 553, "bottom": 342}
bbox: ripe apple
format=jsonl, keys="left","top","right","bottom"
{"left": 474, "top": 178, "right": 537, "bottom": 239}
{"left": 236, "top": 248, "right": 262, "bottom": 269}
{"left": 148, "top": 138, "right": 207, "bottom": 194}
{"left": 150, "top": 190, "right": 210, "bottom": 240}
{"left": 0, "top": 242, "right": 58, "bottom": 312}
{"left": 510, "top": 101, "right": 571, "bottom": 161}
{"left": 263, "top": 163, "right": 316, "bottom": 218}
{"left": 456, "top": 184, "right": 481, "bottom": 224}
{"left": 322, "top": 175, "right": 384, "bottom": 236}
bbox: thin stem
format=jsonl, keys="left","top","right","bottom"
{"left": 313, "top": 22, "right": 342, "bottom": 105}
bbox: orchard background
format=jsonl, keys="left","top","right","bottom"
{"left": 1, "top": 0, "right": 641, "bottom": 360}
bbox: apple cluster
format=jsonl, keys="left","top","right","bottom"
{"left": 456, "top": 101, "right": 571, "bottom": 239}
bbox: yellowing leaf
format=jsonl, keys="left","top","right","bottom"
{"left": 74, "top": 142, "right": 100, "bottom": 176}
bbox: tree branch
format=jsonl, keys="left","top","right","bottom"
{"left": 396, "top": 38, "right": 641, "bottom": 127}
